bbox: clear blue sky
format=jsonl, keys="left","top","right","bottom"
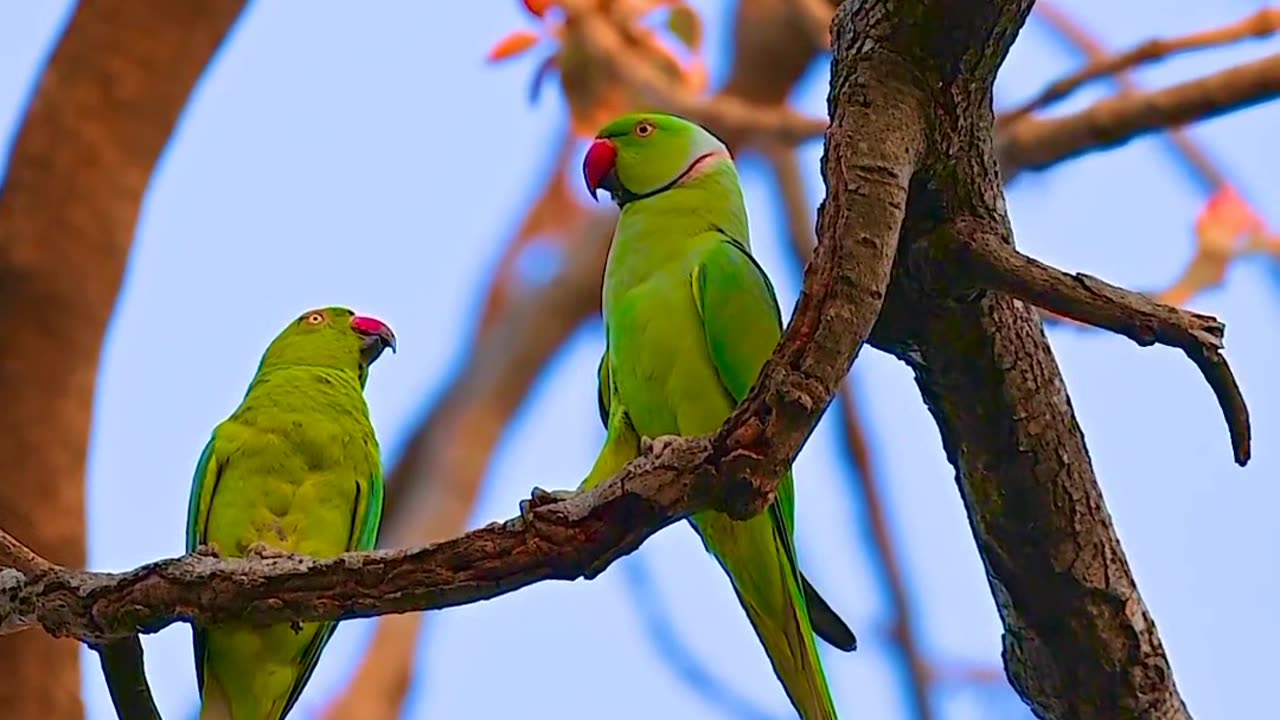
{"left": 1, "top": 2, "right": 1277, "bottom": 719}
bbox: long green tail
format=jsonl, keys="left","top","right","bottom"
{"left": 691, "top": 506, "right": 838, "bottom": 719}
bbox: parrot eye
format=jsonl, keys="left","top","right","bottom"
{"left": 304, "top": 312, "right": 325, "bottom": 325}
{"left": 634, "top": 120, "right": 654, "bottom": 138}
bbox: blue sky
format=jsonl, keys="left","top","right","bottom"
{"left": 1, "top": 2, "right": 1277, "bottom": 719}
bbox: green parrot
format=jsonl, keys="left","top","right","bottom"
{"left": 578, "top": 112, "right": 857, "bottom": 719}
{"left": 185, "top": 306, "right": 396, "bottom": 720}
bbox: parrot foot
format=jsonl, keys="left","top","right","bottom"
{"left": 640, "top": 434, "right": 683, "bottom": 457}
{"left": 519, "top": 486, "right": 576, "bottom": 525}
{"left": 244, "top": 542, "right": 293, "bottom": 560}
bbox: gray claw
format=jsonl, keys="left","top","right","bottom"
{"left": 519, "top": 486, "right": 575, "bottom": 524}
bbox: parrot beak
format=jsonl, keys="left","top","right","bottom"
{"left": 583, "top": 138, "right": 619, "bottom": 202}
{"left": 351, "top": 314, "right": 396, "bottom": 365}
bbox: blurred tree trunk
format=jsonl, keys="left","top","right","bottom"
{"left": 0, "top": 1, "right": 246, "bottom": 717}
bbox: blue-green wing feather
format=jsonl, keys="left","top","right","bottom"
{"left": 185, "top": 434, "right": 222, "bottom": 692}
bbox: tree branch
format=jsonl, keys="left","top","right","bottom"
{"left": 3, "top": 0, "right": 931, "bottom": 661}
{"left": 946, "top": 221, "right": 1251, "bottom": 466}
{"left": 1002, "top": 7, "right": 1280, "bottom": 125}
{"left": 855, "top": 0, "right": 1232, "bottom": 715}
{"left": 999, "top": 53, "right": 1280, "bottom": 178}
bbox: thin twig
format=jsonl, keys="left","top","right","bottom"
{"left": 1002, "top": 7, "right": 1280, "bottom": 125}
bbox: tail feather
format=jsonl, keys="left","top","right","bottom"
{"left": 198, "top": 673, "right": 234, "bottom": 720}
{"left": 692, "top": 511, "right": 839, "bottom": 720}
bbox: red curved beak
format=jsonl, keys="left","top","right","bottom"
{"left": 351, "top": 314, "right": 396, "bottom": 359}
{"left": 583, "top": 138, "right": 618, "bottom": 201}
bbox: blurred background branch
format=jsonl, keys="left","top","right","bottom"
{"left": 0, "top": 1, "right": 245, "bottom": 718}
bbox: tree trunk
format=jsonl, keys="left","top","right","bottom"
{"left": 0, "top": 1, "right": 245, "bottom": 717}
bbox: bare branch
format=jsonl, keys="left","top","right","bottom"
{"left": 1002, "top": 7, "right": 1280, "bottom": 124}
{"left": 945, "top": 220, "right": 1251, "bottom": 466}
{"left": 999, "top": 53, "right": 1280, "bottom": 178}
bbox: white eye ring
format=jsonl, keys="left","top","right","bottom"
{"left": 305, "top": 312, "right": 325, "bottom": 325}
{"left": 635, "top": 121, "right": 654, "bottom": 137}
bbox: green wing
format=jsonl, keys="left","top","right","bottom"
{"left": 279, "top": 457, "right": 384, "bottom": 720}
{"left": 691, "top": 235, "right": 856, "bottom": 652}
{"left": 185, "top": 433, "right": 222, "bottom": 693}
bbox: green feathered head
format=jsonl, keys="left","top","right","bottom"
{"left": 582, "top": 112, "right": 731, "bottom": 206}
{"left": 256, "top": 306, "right": 396, "bottom": 385}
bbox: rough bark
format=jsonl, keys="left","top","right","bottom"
{"left": 0, "top": 1, "right": 245, "bottom": 717}
{"left": 844, "top": 0, "right": 1206, "bottom": 716}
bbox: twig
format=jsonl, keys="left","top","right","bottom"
{"left": 560, "top": 0, "right": 827, "bottom": 144}
{"left": 1001, "top": 7, "right": 1280, "bottom": 125}
{"left": 998, "top": 53, "right": 1280, "bottom": 178}
{"left": 946, "top": 218, "right": 1251, "bottom": 466}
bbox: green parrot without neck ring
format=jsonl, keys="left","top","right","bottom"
{"left": 186, "top": 306, "right": 396, "bottom": 720}
{"left": 579, "top": 112, "right": 857, "bottom": 719}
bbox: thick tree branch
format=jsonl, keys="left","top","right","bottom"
{"left": 853, "top": 0, "right": 1224, "bottom": 716}
{"left": 999, "top": 53, "right": 1280, "bottom": 178}
{"left": 0, "top": 1, "right": 246, "bottom": 717}
{"left": 946, "top": 222, "right": 1251, "bottom": 466}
